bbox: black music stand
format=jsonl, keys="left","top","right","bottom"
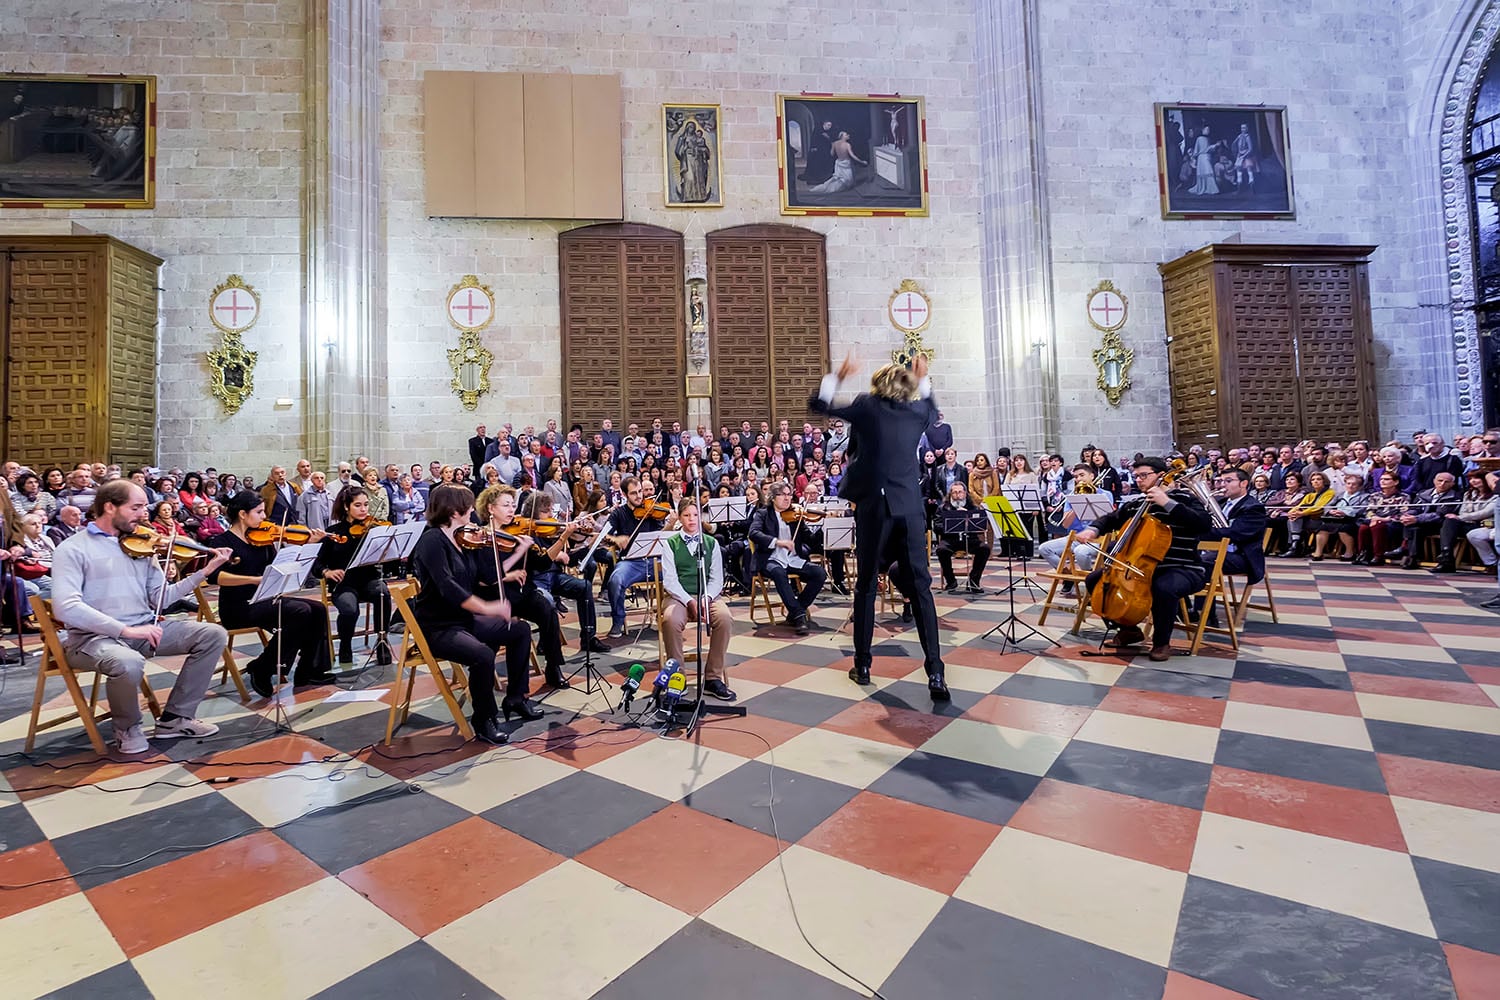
{"left": 570, "top": 522, "right": 619, "bottom": 710}
{"left": 340, "top": 521, "right": 424, "bottom": 687}
{"left": 993, "top": 486, "right": 1045, "bottom": 600}
{"left": 980, "top": 501, "right": 1057, "bottom": 652}
{"left": 247, "top": 545, "right": 321, "bottom": 734}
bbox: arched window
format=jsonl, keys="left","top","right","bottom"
{"left": 1465, "top": 48, "right": 1500, "bottom": 428}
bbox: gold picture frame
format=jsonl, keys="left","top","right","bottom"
{"left": 0, "top": 72, "right": 157, "bottom": 209}
{"left": 1092, "top": 330, "right": 1134, "bottom": 407}
{"left": 448, "top": 329, "right": 494, "bottom": 411}
{"left": 777, "top": 93, "right": 928, "bottom": 217}
{"left": 663, "top": 103, "right": 723, "bottom": 208}
{"left": 206, "top": 330, "right": 257, "bottom": 414}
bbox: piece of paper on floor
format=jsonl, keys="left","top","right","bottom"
{"left": 321, "top": 688, "right": 386, "bottom": 703}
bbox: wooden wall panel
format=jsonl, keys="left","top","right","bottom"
{"left": 107, "top": 243, "right": 158, "bottom": 471}
{"left": 523, "top": 74, "right": 575, "bottom": 220}
{"left": 708, "top": 226, "right": 828, "bottom": 435}
{"left": 571, "top": 75, "right": 623, "bottom": 220}
{"left": 5, "top": 251, "right": 95, "bottom": 468}
{"left": 1292, "top": 265, "right": 1376, "bottom": 445}
{"left": 423, "top": 71, "right": 476, "bottom": 217}
{"left": 1162, "top": 265, "right": 1219, "bottom": 448}
{"left": 559, "top": 224, "right": 683, "bottom": 435}
{"left": 1226, "top": 265, "right": 1301, "bottom": 445}
{"left": 473, "top": 73, "right": 525, "bottom": 219}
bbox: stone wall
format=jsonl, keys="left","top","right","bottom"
{"left": 378, "top": 0, "right": 988, "bottom": 468}
{"left": 0, "top": 0, "right": 306, "bottom": 472}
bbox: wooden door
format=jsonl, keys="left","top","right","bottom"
{"left": 1225, "top": 264, "right": 1302, "bottom": 446}
{"left": 707, "top": 225, "right": 828, "bottom": 434}
{"left": 3, "top": 250, "right": 98, "bottom": 467}
{"left": 1162, "top": 262, "right": 1220, "bottom": 447}
{"left": 1291, "top": 264, "right": 1376, "bottom": 444}
{"left": 559, "top": 224, "right": 685, "bottom": 434}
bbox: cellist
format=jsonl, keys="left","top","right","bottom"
{"left": 1071, "top": 456, "right": 1212, "bottom": 662}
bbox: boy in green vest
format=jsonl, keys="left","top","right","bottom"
{"left": 659, "top": 499, "right": 736, "bottom": 700}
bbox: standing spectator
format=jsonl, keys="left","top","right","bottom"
{"left": 296, "top": 471, "right": 334, "bottom": 531}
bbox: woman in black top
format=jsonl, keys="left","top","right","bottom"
{"left": 1090, "top": 448, "right": 1123, "bottom": 499}
{"left": 474, "top": 485, "right": 574, "bottom": 692}
{"left": 208, "top": 491, "right": 335, "bottom": 697}
{"left": 312, "top": 486, "right": 393, "bottom": 666}
{"left": 410, "top": 484, "right": 539, "bottom": 745}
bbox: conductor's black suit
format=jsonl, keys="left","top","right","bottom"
{"left": 810, "top": 375, "right": 945, "bottom": 680}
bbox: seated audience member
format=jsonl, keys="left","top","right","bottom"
{"left": 1264, "top": 471, "right": 1306, "bottom": 556}
{"left": 1248, "top": 472, "right": 1274, "bottom": 506}
{"left": 1433, "top": 469, "right": 1496, "bottom": 574}
{"left": 1375, "top": 446, "right": 1416, "bottom": 494}
{"left": 50, "top": 480, "right": 232, "bottom": 754}
{"left": 1390, "top": 472, "right": 1462, "bottom": 569}
{"left": 11, "top": 472, "right": 56, "bottom": 522}
{"left": 1309, "top": 471, "right": 1370, "bottom": 560}
{"left": 658, "top": 498, "right": 737, "bottom": 701}
{"left": 18, "top": 511, "right": 56, "bottom": 601}
{"left": 749, "top": 482, "right": 826, "bottom": 634}
{"left": 1415, "top": 433, "right": 1465, "bottom": 491}
{"left": 48, "top": 505, "right": 84, "bottom": 545}
{"left": 933, "top": 482, "right": 991, "bottom": 593}
{"left": 1352, "top": 472, "right": 1410, "bottom": 565}
{"left": 1281, "top": 471, "right": 1334, "bottom": 557}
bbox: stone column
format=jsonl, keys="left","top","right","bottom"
{"left": 303, "top": 0, "right": 386, "bottom": 469}
{"left": 974, "top": 0, "right": 1059, "bottom": 456}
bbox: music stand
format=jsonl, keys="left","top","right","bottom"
{"left": 340, "top": 522, "right": 425, "bottom": 686}
{"left": 979, "top": 505, "right": 1058, "bottom": 652}
{"left": 570, "top": 522, "right": 620, "bottom": 709}
{"left": 704, "top": 496, "right": 749, "bottom": 525}
{"left": 987, "top": 492, "right": 1043, "bottom": 599}
{"left": 248, "top": 545, "right": 321, "bottom": 733}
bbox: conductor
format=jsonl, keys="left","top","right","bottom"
{"left": 810, "top": 351, "right": 948, "bottom": 700}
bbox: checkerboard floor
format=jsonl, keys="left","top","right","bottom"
{"left": 1, "top": 559, "right": 1498, "bottom": 1000}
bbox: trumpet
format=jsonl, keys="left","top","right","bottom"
{"left": 1177, "top": 464, "right": 1231, "bottom": 529}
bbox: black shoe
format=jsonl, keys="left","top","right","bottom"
{"left": 1351, "top": 553, "right": 1371, "bottom": 565}
{"left": 375, "top": 643, "right": 393, "bottom": 666}
{"left": 247, "top": 654, "right": 276, "bottom": 698}
{"left": 1430, "top": 559, "right": 1456, "bottom": 574}
{"left": 900, "top": 605, "right": 914, "bottom": 623}
{"left": 703, "top": 679, "right": 737, "bottom": 701}
{"left": 942, "top": 580, "right": 959, "bottom": 593}
{"left": 473, "top": 715, "right": 509, "bottom": 745}
{"left": 0, "top": 648, "right": 22, "bottom": 666}
{"left": 1401, "top": 557, "right": 1420, "bottom": 570}
{"left": 337, "top": 640, "right": 353, "bottom": 665}
{"left": 501, "top": 698, "right": 545, "bottom": 722}
{"left": 582, "top": 637, "right": 611, "bottom": 654}
{"left": 964, "top": 582, "right": 985, "bottom": 595}
{"left": 295, "top": 671, "right": 339, "bottom": 686}
{"left": 545, "top": 668, "right": 572, "bottom": 690}
{"left": 1480, "top": 596, "right": 1500, "bottom": 609}
{"left": 1383, "top": 548, "right": 1407, "bottom": 561}
{"left": 1112, "top": 624, "right": 1146, "bottom": 648}
{"left": 849, "top": 665, "right": 872, "bottom": 685}
{"left": 788, "top": 614, "right": 810, "bottom": 635}
{"left": 928, "top": 673, "right": 951, "bottom": 702}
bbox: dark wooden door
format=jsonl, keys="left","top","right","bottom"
{"left": 3, "top": 250, "right": 98, "bottom": 467}
{"left": 1225, "top": 264, "right": 1302, "bottom": 446}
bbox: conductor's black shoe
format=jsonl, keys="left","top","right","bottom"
{"left": 849, "top": 665, "right": 872, "bottom": 685}
{"left": 704, "top": 680, "right": 737, "bottom": 701}
{"left": 474, "top": 716, "right": 509, "bottom": 745}
{"left": 900, "top": 605, "right": 914, "bottom": 623}
{"left": 928, "top": 673, "right": 951, "bottom": 702}
{"left": 582, "top": 636, "right": 611, "bottom": 654}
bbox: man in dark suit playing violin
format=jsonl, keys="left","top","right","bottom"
{"left": 1072, "top": 457, "right": 1212, "bottom": 662}
{"left": 749, "top": 483, "right": 826, "bottom": 634}
{"left": 810, "top": 352, "right": 948, "bottom": 699}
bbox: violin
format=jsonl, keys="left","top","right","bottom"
{"left": 245, "top": 523, "right": 341, "bottom": 546}
{"left": 346, "top": 518, "right": 391, "bottom": 537}
{"left": 456, "top": 525, "right": 521, "bottom": 552}
{"left": 509, "top": 516, "right": 568, "bottom": 538}
{"left": 780, "top": 504, "right": 826, "bottom": 525}
{"left": 632, "top": 500, "right": 674, "bottom": 520}
{"left": 120, "top": 525, "right": 228, "bottom": 563}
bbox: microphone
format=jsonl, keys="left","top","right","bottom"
{"left": 620, "top": 662, "right": 645, "bottom": 710}
{"left": 663, "top": 670, "right": 687, "bottom": 711}
{"left": 650, "top": 658, "right": 679, "bottom": 708}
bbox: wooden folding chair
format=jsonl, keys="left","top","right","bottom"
{"left": 26, "top": 597, "right": 162, "bottom": 755}
{"left": 319, "top": 576, "right": 378, "bottom": 666}
{"left": 1224, "top": 527, "right": 1280, "bottom": 629}
{"left": 1035, "top": 532, "right": 1093, "bottom": 633}
{"left": 1175, "top": 539, "right": 1239, "bottom": 654}
{"left": 194, "top": 583, "right": 254, "bottom": 702}
{"left": 385, "top": 579, "right": 473, "bottom": 744}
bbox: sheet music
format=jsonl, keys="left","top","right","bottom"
{"left": 624, "top": 531, "right": 669, "bottom": 560}
{"left": 1064, "top": 494, "right": 1115, "bottom": 523}
{"left": 823, "top": 517, "right": 855, "bottom": 551}
{"left": 1000, "top": 484, "right": 1045, "bottom": 513}
{"left": 704, "top": 496, "right": 749, "bottom": 524}
{"left": 347, "top": 521, "right": 425, "bottom": 570}
{"left": 983, "top": 496, "right": 1033, "bottom": 542}
{"left": 249, "top": 546, "right": 319, "bottom": 604}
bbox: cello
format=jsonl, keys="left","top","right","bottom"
{"left": 1088, "top": 459, "right": 1193, "bottom": 628}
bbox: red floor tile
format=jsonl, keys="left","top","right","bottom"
{"left": 1204, "top": 766, "right": 1407, "bottom": 852}
{"left": 1162, "top": 971, "right": 1258, "bottom": 1000}
{"left": 340, "top": 816, "right": 562, "bottom": 936}
{"left": 934, "top": 644, "right": 1033, "bottom": 672}
{"left": 1098, "top": 687, "right": 1226, "bottom": 728}
{"left": 800, "top": 791, "right": 1001, "bottom": 895}
{"left": 86, "top": 830, "right": 325, "bottom": 957}
{"left": 527, "top": 716, "right": 656, "bottom": 769}
{"left": 1236, "top": 634, "right": 1341, "bottom": 655}
{"left": 0, "top": 842, "right": 77, "bottom": 921}
{"left": 727, "top": 657, "right": 817, "bottom": 685}
{"left": 1349, "top": 672, "right": 1495, "bottom": 706}
{"left": 1228, "top": 680, "right": 1362, "bottom": 717}
{"left": 1331, "top": 626, "right": 1442, "bottom": 647}
{"left": 1463, "top": 665, "right": 1500, "bottom": 687}
{"left": 185, "top": 734, "right": 336, "bottom": 781}
{"left": 689, "top": 713, "right": 807, "bottom": 758}
{"left": 1443, "top": 942, "right": 1500, "bottom": 1000}
{"left": 1, "top": 755, "right": 167, "bottom": 803}
{"left": 819, "top": 699, "right": 954, "bottom": 749}
{"left": 578, "top": 803, "right": 779, "bottom": 914}
{"left": 1007, "top": 778, "right": 1201, "bottom": 872}
{"left": 962, "top": 694, "right": 1093, "bottom": 738}
{"left": 1378, "top": 754, "right": 1500, "bottom": 814}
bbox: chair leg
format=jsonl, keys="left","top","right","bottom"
{"left": 1037, "top": 577, "right": 1062, "bottom": 626}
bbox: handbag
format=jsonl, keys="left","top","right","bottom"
{"left": 12, "top": 558, "right": 48, "bottom": 581}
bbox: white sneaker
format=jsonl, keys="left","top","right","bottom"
{"left": 154, "top": 716, "right": 220, "bottom": 739}
{"left": 116, "top": 723, "right": 149, "bottom": 755}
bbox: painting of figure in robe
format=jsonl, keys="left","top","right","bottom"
{"left": 1155, "top": 103, "right": 1294, "bottom": 219}
{"left": 663, "top": 104, "right": 722, "bottom": 208}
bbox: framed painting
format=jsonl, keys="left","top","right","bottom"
{"left": 0, "top": 73, "right": 156, "bottom": 209}
{"left": 777, "top": 94, "right": 927, "bottom": 217}
{"left": 1155, "top": 103, "right": 1294, "bottom": 219}
{"left": 663, "top": 103, "right": 722, "bottom": 208}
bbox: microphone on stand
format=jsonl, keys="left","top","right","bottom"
{"left": 620, "top": 662, "right": 646, "bottom": 710}
{"left": 663, "top": 669, "right": 687, "bottom": 711}
{"left": 650, "top": 657, "right": 679, "bottom": 708}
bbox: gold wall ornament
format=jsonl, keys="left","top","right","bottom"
{"left": 891, "top": 330, "right": 935, "bottom": 369}
{"left": 446, "top": 274, "right": 495, "bottom": 332}
{"left": 1085, "top": 279, "right": 1128, "bottom": 333}
{"left": 206, "top": 330, "right": 258, "bottom": 414}
{"left": 887, "top": 278, "right": 932, "bottom": 334}
{"left": 448, "top": 329, "right": 494, "bottom": 410}
{"left": 208, "top": 274, "right": 261, "bottom": 335}
{"left": 1092, "top": 329, "right": 1134, "bottom": 407}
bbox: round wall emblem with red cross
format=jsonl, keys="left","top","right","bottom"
{"left": 887, "top": 279, "right": 932, "bottom": 334}
{"left": 447, "top": 275, "right": 495, "bottom": 332}
{"left": 208, "top": 275, "right": 261, "bottom": 335}
{"left": 1086, "top": 280, "right": 1129, "bottom": 333}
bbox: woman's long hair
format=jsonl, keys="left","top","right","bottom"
{"left": 870, "top": 363, "right": 919, "bottom": 402}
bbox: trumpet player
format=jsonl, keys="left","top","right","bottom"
{"left": 1200, "top": 469, "right": 1267, "bottom": 584}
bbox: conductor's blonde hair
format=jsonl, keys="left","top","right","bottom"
{"left": 870, "top": 363, "right": 920, "bottom": 402}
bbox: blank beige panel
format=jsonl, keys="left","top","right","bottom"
{"left": 424, "top": 71, "right": 477, "bottom": 217}
{"left": 523, "top": 73, "right": 575, "bottom": 219}
{"left": 473, "top": 73, "right": 525, "bottom": 218}
{"left": 571, "top": 75, "right": 623, "bottom": 220}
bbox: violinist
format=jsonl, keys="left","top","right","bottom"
{"left": 934, "top": 482, "right": 991, "bottom": 593}
{"left": 516, "top": 491, "right": 610, "bottom": 656}
{"left": 797, "top": 481, "right": 849, "bottom": 594}
{"left": 312, "top": 485, "right": 393, "bottom": 666}
{"left": 474, "top": 485, "right": 569, "bottom": 690}
{"left": 749, "top": 482, "right": 826, "bottom": 634}
{"left": 599, "top": 476, "right": 678, "bottom": 639}
{"left": 208, "top": 491, "right": 336, "bottom": 697}
{"left": 411, "top": 484, "right": 538, "bottom": 743}
{"left": 50, "top": 481, "right": 234, "bottom": 754}
{"left": 1074, "top": 457, "right": 1212, "bottom": 662}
